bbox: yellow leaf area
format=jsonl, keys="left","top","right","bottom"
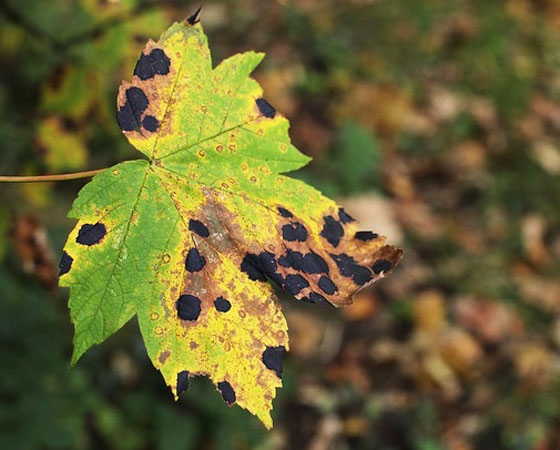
{"left": 59, "top": 17, "right": 402, "bottom": 429}
{"left": 37, "top": 117, "right": 87, "bottom": 172}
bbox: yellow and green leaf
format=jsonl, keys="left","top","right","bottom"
{"left": 59, "top": 17, "right": 402, "bottom": 429}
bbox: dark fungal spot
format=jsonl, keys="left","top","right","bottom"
{"left": 303, "top": 251, "right": 329, "bottom": 274}
{"left": 176, "top": 294, "right": 201, "bottom": 321}
{"left": 256, "top": 97, "right": 276, "bottom": 118}
{"left": 189, "top": 219, "right": 209, "bottom": 238}
{"left": 76, "top": 223, "right": 106, "bottom": 246}
{"left": 142, "top": 115, "right": 159, "bottom": 132}
{"left": 284, "top": 274, "right": 309, "bottom": 295}
{"left": 338, "top": 207, "right": 355, "bottom": 224}
{"left": 318, "top": 276, "right": 337, "bottom": 295}
{"left": 187, "top": 6, "right": 202, "bottom": 25}
{"left": 241, "top": 253, "right": 267, "bottom": 282}
{"left": 303, "top": 292, "right": 334, "bottom": 306}
{"left": 214, "top": 296, "right": 231, "bottom": 313}
{"left": 134, "top": 48, "right": 171, "bottom": 80}
{"left": 352, "top": 266, "right": 372, "bottom": 285}
{"left": 373, "top": 259, "right": 392, "bottom": 274}
{"left": 330, "top": 253, "right": 373, "bottom": 286}
{"left": 277, "top": 253, "right": 292, "bottom": 268}
{"left": 355, "top": 231, "right": 378, "bottom": 242}
{"left": 320, "top": 216, "right": 344, "bottom": 247}
{"left": 262, "top": 346, "right": 285, "bottom": 378}
{"left": 217, "top": 380, "right": 236, "bottom": 405}
{"left": 185, "top": 248, "right": 206, "bottom": 272}
{"left": 59, "top": 251, "right": 73, "bottom": 276}
{"left": 258, "top": 251, "right": 284, "bottom": 286}
{"left": 116, "top": 87, "right": 149, "bottom": 132}
{"left": 278, "top": 249, "right": 328, "bottom": 274}
{"left": 330, "top": 253, "right": 356, "bottom": 277}
{"left": 241, "top": 252, "right": 283, "bottom": 286}
{"left": 277, "top": 206, "right": 293, "bottom": 218}
{"left": 177, "top": 371, "right": 189, "bottom": 395}
{"left": 282, "top": 222, "right": 308, "bottom": 242}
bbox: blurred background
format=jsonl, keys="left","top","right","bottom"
{"left": 1, "top": 0, "right": 560, "bottom": 449}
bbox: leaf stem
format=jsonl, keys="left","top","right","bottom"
{"left": 0, "top": 168, "right": 107, "bottom": 183}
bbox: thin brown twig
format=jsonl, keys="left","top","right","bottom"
{"left": 0, "top": 168, "right": 107, "bottom": 183}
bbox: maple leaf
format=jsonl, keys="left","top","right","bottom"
{"left": 59, "top": 17, "right": 403, "bottom": 429}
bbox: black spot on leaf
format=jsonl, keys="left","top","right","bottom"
{"left": 177, "top": 371, "right": 189, "bottom": 395}
{"left": 185, "top": 248, "right": 206, "bottom": 272}
{"left": 277, "top": 206, "right": 293, "bottom": 218}
{"left": 318, "top": 276, "right": 337, "bottom": 295}
{"left": 59, "top": 251, "right": 73, "bottom": 276}
{"left": 262, "top": 346, "right": 285, "bottom": 378}
{"left": 352, "top": 266, "right": 372, "bottom": 285}
{"left": 278, "top": 250, "right": 328, "bottom": 274}
{"left": 302, "top": 251, "right": 329, "bottom": 274}
{"left": 241, "top": 252, "right": 283, "bottom": 286}
{"left": 241, "top": 253, "right": 267, "bottom": 282}
{"left": 142, "top": 115, "right": 159, "bottom": 132}
{"left": 76, "top": 223, "right": 106, "bottom": 246}
{"left": 134, "top": 48, "right": 171, "bottom": 80}
{"left": 284, "top": 274, "right": 309, "bottom": 295}
{"left": 176, "top": 294, "right": 201, "bottom": 321}
{"left": 282, "top": 222, "right": 308, "bottom": 242}
{"left": 258, "top": 251, "right": 284, "bottom": 286}
{"left": 116, "top": 87, "right": 149, "bottom": 132}
{"left": 373, "top": 259, "right": 392, "bottom": 274}
{"left": 303, "top": 292, "right": 334, "bottom": 306}
{"left": 355, "top": 231, "right": 378, "bottom": 241}
{"left": 330, "top": 253, "right": 356, "bottom": 276}
{"left": 330, "top": 253, "right": 373, "bottom": 286}
{"left": 256, "top": 97, "right": 276, "bottom": 118}
{"left": 320, "top": 215, "right": 344, "bottom": 247}
{"left": 214, "top": 296, "right": 231, "bottom": 312}
{"left": 338, "top": 207, "right": 355, "bottom": 224}
{"left": 189, "top": 219, "right": 209, "bottom": 237}
{"left": 217, "top": 380, "right": 236, "bottom": 405}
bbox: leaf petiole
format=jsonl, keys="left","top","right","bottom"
{"left": 0, "top": 168, "right": 107, "bottom": 183}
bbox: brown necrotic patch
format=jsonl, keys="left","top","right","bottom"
{"left": 176, "top": 294, "right": 201, "bottom": 321}
{"left": 76, "top": 222, "right": 106, "bottom": 246}
{"left": 159, "top": 350, "right": 170, "bottom": 364}
{"left": 217, "top": 380, "right": 236, "bottom": 405}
